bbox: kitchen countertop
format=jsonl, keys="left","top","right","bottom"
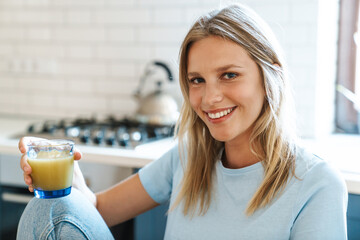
{"left": 0, "top": 137, "right": 177, "bottom": 169}
{"left": 0, "top": 115, "right": 359, "bottom": 194}
{"left": 0, "top": 115, "right": 177, "bottom": 168}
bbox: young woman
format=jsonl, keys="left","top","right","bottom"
{"left": 18, "top": 4, "right": 347, "bottom": 240}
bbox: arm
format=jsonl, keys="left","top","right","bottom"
{"left": 20, "top": 137, "right": 160, "bottom": 227}
{"left": 67, "top": 161, "right": 159, "bottom": 226}
{"left": 96, "top": 173, "right": 159, "bottom": 227}
{"left": 93, "top": 144, "right": 178, "bottom": 226}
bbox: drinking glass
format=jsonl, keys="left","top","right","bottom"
{"left": 27, "top": 139, "right": 74, "bottom": 199}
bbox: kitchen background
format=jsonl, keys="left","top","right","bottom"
{"left": 0, "top": 0, "right": 339, "bottom": 139}
{"left": 1, "top": 0, "right": 360, "bottom": 239}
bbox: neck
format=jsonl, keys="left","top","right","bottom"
{"left": 223, "top": 134, "right": 260, "bottom": 169}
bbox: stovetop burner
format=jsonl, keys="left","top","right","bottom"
{"left": 25, "top": 116, "right": 175, "bottom": 149}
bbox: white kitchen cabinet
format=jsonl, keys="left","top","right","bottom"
{"left": 0, "top": 154, "right": 27, "bottom": 188}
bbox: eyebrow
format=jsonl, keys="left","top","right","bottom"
{"left": 216, "top": 64, "right": 244, "bottom": 72}
{"left": 187, "top": 64, "right": 244, "bottom": 77}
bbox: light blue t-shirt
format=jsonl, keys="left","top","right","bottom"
{"left": 139, "top": 145, "right": 348, "bottom": 240}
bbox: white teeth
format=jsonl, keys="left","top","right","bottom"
{"left": 207, "top": 108, "right": 234, "bottom": 119}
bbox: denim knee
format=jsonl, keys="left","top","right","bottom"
{"left": 17, "top": 188, "right": 114, "bottom": 240}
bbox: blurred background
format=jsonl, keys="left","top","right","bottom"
{"left": 0, "top": 0, "right": 360, "bottom": 239}
{"left": 0, "top": 0, "right": 356, "bottom": 138}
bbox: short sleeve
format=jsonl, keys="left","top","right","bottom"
{"left": 138, "top": 144, "right": 180, "bottom": 204}
{"left": 290, "top": 161, "right": 348, "bottom": 240}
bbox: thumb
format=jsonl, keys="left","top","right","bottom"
{"left": 74, "top": 147, "right": 82, "bottom": 161}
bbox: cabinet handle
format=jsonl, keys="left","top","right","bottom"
{"left": 2, "top": 192, "right": 33, "bottom": 204}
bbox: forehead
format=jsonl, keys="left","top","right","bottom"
{"left": 187, "top": 36, "right": 253, "bottom": 72}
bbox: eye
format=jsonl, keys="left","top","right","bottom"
{"left": 222, "top": 72, "right": 238, "bottom": 80}
{"left": 189, "top": 77, "right": 205, "bottom": 84}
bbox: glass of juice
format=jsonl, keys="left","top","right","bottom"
{"left": 27, "top": 139, "right": 75, "bottom": 199}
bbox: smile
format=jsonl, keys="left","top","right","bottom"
{"left": 207, "top": 107, "right": 236, "bottom": 119}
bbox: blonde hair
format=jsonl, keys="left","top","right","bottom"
{"left": 173, "top": 4, "right": 297, "bottom": 216}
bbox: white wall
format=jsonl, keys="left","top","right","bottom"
{"left": 0, "top": 0, "right": 339, "bottom": 138}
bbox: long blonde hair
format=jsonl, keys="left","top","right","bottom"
{"left": 173, "top": 4, "right": 297, "bottom": 216}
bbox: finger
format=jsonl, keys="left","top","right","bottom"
{"left": 18, "top": 136, "right": 29, "bottom": 154}
{"left": 18, "top": 136, "right": 46, "bottom": 153}
{"left": 20, "top": 154, "right": 32, "bottom": 174}
{"left": 28, "top": 185, "right": 34, "bottom": 193}
{"left": 74, "top": 147, "right": 82, "bottom": 161}
{"left": 23, "top": 173, "right": 32, "bottom": 186}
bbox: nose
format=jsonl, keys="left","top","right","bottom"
{"left": 203, "top": 82, "right": 223, "bottom": 106}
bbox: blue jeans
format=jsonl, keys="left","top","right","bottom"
{"left": 17, "top": 188, "right": 114, "bottom": 240}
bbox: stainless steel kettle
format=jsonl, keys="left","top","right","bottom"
{"left": 133, "top": 61, "right": 179, "bottom": 126}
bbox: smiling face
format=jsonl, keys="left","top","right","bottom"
{"left": 187, "top": 36, "right": 265, "bottom": 145}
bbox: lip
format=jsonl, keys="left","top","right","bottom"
{"left": 204, "top": 106, "right": 236, "bottom": 123}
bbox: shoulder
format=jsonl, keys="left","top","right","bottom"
{"left": 138, "top": 141, "right": 183, "bottom": 203}
{"left": 141, "top": 141, "right": 182, "bottom": 171}
{"left": 294, "top": 146, "right": 347, "bottom": 198}
{"left": 289, "top": 146, "right": 348, "bottom": 239}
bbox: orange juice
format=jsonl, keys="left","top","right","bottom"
{"left": 28, "top": 154, "right": 74, "bottom": 191}
{"left": 27, "top": 140, "right": 75, "bottom": 198}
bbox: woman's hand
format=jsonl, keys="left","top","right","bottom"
{"left": 18, "top": 136, "right": 83, "bottom": 192}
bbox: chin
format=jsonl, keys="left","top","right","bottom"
{"left": 208, "top": 130, "right": 232, "bottom": 142}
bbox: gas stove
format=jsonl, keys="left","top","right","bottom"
{"left": 24, "top": 116, "right": 175, "bottom": 149}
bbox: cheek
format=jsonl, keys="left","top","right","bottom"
{"left": 251, "top": 89, "right": 266, "bottom": 117}
{"left": 228, "top": 84, "right": 265, "bottom": 110}
{"left": 188, "top": 88, "right": 202, "bottom": 109}
{"left": 227, "top": 87, "right": 251, "bottom": 101}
